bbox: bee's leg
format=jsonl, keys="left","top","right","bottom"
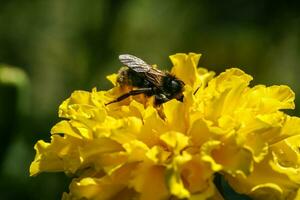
{"left": 154, "top": 94, "right": 170, "bottom": 105}
{"left": 105, "top": 88, "right": 153, "bottom": 105}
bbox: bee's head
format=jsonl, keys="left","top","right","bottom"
{"left": 163, "top": 74, "right": 185, "bottom": 96}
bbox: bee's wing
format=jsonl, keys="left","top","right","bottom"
{"left": 119, "top": 54, "right": 165, "bottom": 86}
{"left": 145, "top": 68, "right": 165, "bottom": 87}
{"left": 119, "top": 54, "right": 152, "bottom": 72}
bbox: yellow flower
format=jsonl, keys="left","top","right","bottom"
{"left": 30, "top": 53, "right": 300, "bottom": 200}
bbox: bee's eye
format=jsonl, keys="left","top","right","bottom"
{"left": 171, "top": 80, "right": 179, "bottom": 88}
{"left": 163, "top": 76, "right": 183, "bottom": 94}
{"left": 170, "top": 80, "right": 181, "bottom": 92}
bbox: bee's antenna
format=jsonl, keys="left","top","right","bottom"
{"left": 193, "top": 87, "right": 200, "bottom": 95}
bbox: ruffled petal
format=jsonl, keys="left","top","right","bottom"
{"left": 170, "top": 53, "right": 202, "bottom": 89}
{"left": 30, "top": 135, "right": 82, "bottom": 176}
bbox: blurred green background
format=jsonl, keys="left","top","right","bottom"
{"left": 0, "top": 0, "right": 300, "bottom": 199}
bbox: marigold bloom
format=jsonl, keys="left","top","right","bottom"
{"left": 30, "top": 53, "right": 300, "bottom": 200}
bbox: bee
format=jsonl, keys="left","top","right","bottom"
{"left": 106, "top": 54, "right": 185, "bottom": 106}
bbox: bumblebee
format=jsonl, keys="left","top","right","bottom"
{"left": 106, "top": 54, "right": 185, "bottom": 105}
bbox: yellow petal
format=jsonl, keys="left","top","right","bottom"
{"left": 181, "top": 158, "right": 214, "bottom": 193}
{"left": 58, "top": 90, "right": 108, "bottom": 124}
{"left": 30, "top": 135, "right": 82, "bottom": 176}
{"left": 69, "top": 163, "right": 136, "bottom": 200}
{"left": 243, "top": 132, "right": 269, "bottom": 163}
{"left": 226, "top": 155, "right": 299, "bottom": 199}
{"left": 244, "top": 85, "right": 295, "bottom": 113}
{"left": 146, "top": 146, "right": 171, "bottom": 164}
{"left": 123, "top": 140, "right": 149, "bottom": 162}
{"left": 30, "top": 140, "right": 63, "bottom": 176}
{"left": 51, "top": 120, "right": 82, "bottom": 139}
{"left": 201, "top": 140, "right": 223, "bottom": 172}
{"left": 166, "top": 166, "right": 190, "bottom": 199}
{"left": 110, "top": 117, "right": 142, "bottom": 144}
{"left": 270, "top": 136, "right": 300, "bottom": 184}
{"left": 106, "top": 73, "right": 118, "bottom": 86}
{"left": 130, "top": 163, "right": 168, "bottom": 200}
{"left": 208, "top": 68, "right": 252, "bottom": 93}
{"left": 294, "top": 188, "right": 300, "bottom": 200}
{"left": 250, "top": 183, "right": 283, "bottom": 200}
{"left": 170, "top": 53, "right": 201, "bottom": 88}
{"left": 201, "top": 140, "right": 253, "bottom": 176}
{"left": 189, "top": 179, "right": 220, "bottom": 200}
{"left": 79, "top": 137, "right": 124, "bottom": 169}
{"left": 204, "top": 68, "right": 251, "bottom": 120}
{"left": 188, "top": 118, "right": 212, "bottom": 147}
{"left": 165, "top": 149, "right": 192, "bottom": 199}
{"left": 160, "top": 131, "right": 189, "bottom": 153}
{"left": 138, "top": 106, "right": 168, "bottom": 147}
{"left": 264, "top": 85, "right": 295, "bottom": 110}
{"left": 163, "top": 99, "right": 187, "bottom": 133}
{"left": 278, "top": 116, "right": 300, "bottom": 142}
